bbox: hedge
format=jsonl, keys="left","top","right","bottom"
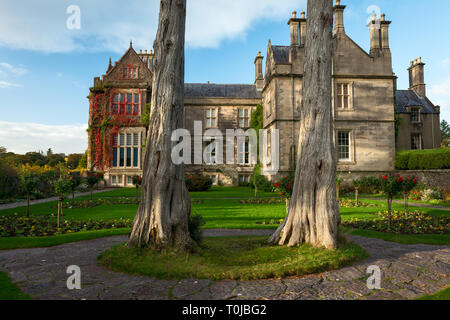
{"left": 395, "top": 149, "right": 450, "bottom": 170}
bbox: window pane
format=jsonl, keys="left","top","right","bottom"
{"left": 133, "top": 133, "right": 139, "bottom": 146}
{"left": 120, "top": 94, "right": 125, "bottom": 103}
{"left": 211, "top": 109, "right": 216, "bottom": 117}
{"left": 338, "top": 132, "right": 350, "bottom": 160}
{"left": 114, "top": 94, "right": 119, "bottom": 103}
{"left": 126, "top": 134, "right": 132, "bottom": 146}
{"left": 127, "top": 94, "right": 132, "bottom": 103}
{"left": 212, "top": 119, "right": 216, "bottom": 127}
{"left": 112, "top": 104, "right": 118, "bottom": 114}
{"left": 111, "top": 176, "right": 116, "bottom": 185}
{"left": 239, "top": 119, "right": 244, "bottom": 127}
{"left": 120, "top": 148, "right": 124, "bottom": 166}
{"left": 133, "top": 104, "right": 139, "bottom": 114}
{"left": 206, "top": 119, "right": 211, "bottom": 128}
{"left": 126, "top": 148, "right": 132, "bottom": 167}
{"left": 133, "top": 148, "right": 139, "bottom": 167}
{"left": 113, "top": 148, "right": 117, "bottom": 167}
{"left": 119, "top": 134, "right": 125, "bottom": 146}
{"left": 337, "top": 85, "right": 342, "bottom": 95}
{"left": 344, "top": 97, "right": 349, "bottom": 109}
{"left": 134, "top": 94, "right": 139, "bottom": 104}
{"left": 343, "top": 84, "right": 348, "bottom": 95}
{"left": 206, "top": 109, "right": 211, "bottom": 118}
{"left": 126, "top": 104, "right": 132, "bottom": 114}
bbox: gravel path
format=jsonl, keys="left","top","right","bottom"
{"left": 0, "top": 231, "right": 448, "bottom": 300}
{"left": 0, "top": 189, "right": 114, "bottom": 211}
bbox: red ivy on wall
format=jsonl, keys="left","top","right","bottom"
{"left": 88, "top": 88, "right": 142, "bottom": 170}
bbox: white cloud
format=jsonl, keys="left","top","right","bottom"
{"left": 429, "top": 77, "right": 450, "bottom": 122}
{"left": 0, "top": 80, "right": 22, "bottom": 88}
{"left": 0, "top": 121, "right": 88, "bottom": 154}
{"left": 442, "top": 58, "right": 450, "bottom": 67}
{"left": 0, "top": 0, "right": 306, "bottom": 53}
{"left": 0, "top": 62, "right": 28, "bottom": 76}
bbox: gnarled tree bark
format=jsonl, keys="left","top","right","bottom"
{"left": 270, "top": 0, "right": 340, "bottom": 249}
{"left": 128, "top": 0, "right": 193, "bottom": 250}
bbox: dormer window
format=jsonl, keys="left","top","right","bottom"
{"left": 122, "top": 65, "right": 138, "bottom": 79}
{"left": 410, "top": 107, "right": 420, "bottom": 123}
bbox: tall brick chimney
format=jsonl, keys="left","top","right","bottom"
{"left": 254, "top": 51, "right": 264, "bottom": 91}
{"left": 369, "top": 13, "right": 381, "bottom": 54}
{"left": 299, "top": 11, "right": 307, "bottom": 46}
{"left": 380, "top": 14, "right": 391, "bottom": 49}
{"left": 409, "top": 57, "right": 426, "bottom": 97}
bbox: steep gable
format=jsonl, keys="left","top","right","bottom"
{"left": 103, "top": 45, "right": 153, "bottom": 87}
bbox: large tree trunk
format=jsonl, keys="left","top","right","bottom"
{"left": 128, "top": 0, "right": 192, "bottom": 250}
{"left": 270, "top": 0, "right": 340, "bottom": 249}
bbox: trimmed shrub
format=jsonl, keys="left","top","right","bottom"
{"left": 185, "top": 175, "right": 213, "bottom": 192}
{"left": 396, "top": 149, "right": 450, "bottom": 170}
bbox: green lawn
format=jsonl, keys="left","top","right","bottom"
{"left": 359, "top": 194, "right": 450, "bottom": 207}
{"left": 98, "top": 236, "right": 368, "bottom": 281}
{"left": 0, "top": 272, "right": 31, "bottom": 300}
{"left": 0, "top": 187, "right": 448, "bottom": 249}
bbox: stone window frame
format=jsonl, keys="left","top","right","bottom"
{"left": 409, "top": 106, "right": 422, "bottom": 123}
{"left": 336, "top": 129, "right": 356, "bottom": 165}
{"left": 204, "top": 107, "right": 219, "bottom": 129}
{"left": 238, "top": 108, "right": 252, "bottom": 128}
{"left": 204, "top": 141, "right": 218, "bottom": 165}
{"left": 121, "top": 65, "right": 139, "bottom": 80}
{"left": 238, "top": 174, "right": 251, "bottom": 185}
{"left": 111, "top": 128, "right": 144, "bottom": 170}
{"left": 411, "top": 133, "right": 423, "bottom": 150}
{"left": 111, "top": 91, "right": 141, "bottom": 115}
{"left": 237, "top": 137, "right": 251, "bottom": 166}
{"left": 335, "top": 81, "right": 354, "bottom": 111}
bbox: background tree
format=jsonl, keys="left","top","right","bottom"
{"left": 128, "top": 0, "right": 193, "bottom": 250}
{"left": 53, "top": 174, "right": 71, "bottom": 228}
{"left": 0, "top": 147, "right": 6, "bottom": 154}
{"left": 67, "top": 153, "right": 83, "bottom": 170}
{"left": 132, "top": 175, "right": 142, "bottom": 201}
{"left": 249, "top": 104, "right": 263, "bottom": 198}
{"left": 441, "top": 120, "right": 450, "bottom": 147}
{"left": 380, "top": 174, "right": 403, "bottom": 230}
{"left": 270, "top": 0, "right": 340, "bottom": 249}
{"left": 86, "top": 172, "right": 99, "bottom": 200}
{"left": 69, "top": 172, "right": 82, "bottom": 205}
{"left": 401, "top": 176, "right": 418, "bottom": 214}
{"left": 20, "top": 172, "right": 39, "bottom": 217}
{"left": 78, "top": 151, "right": 88, "bottom": 169}
{"left": 352, "top": 178, "right": 364, "bottom": 204}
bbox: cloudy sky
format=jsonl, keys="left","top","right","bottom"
{"left": 0, "top": 0, "right": 449, "bottom": 154}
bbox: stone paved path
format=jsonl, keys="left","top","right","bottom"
{"left": 0, "top": 232, "right": 448, "bottom": 300}
{"left": 0, "top": 189, "right": 114, "bottom": 211}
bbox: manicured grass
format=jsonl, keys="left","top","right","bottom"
{"left": 359, "top": 194, "right": 450, "bottom": 207}
{"left": 417, "top": 286, "right": 450, "bottom": 300}
{"left": 342, "top": 228, "right": 450, "bottom": 246}
{"left": 0, "top": 187, "right": 448, "bottom": 250}
{"left": 98, "top": 236, "right": 368, "bottom": 281}
{"left": 0, "top": 271, "right": 31, "bottom": 300}
{"left": 77, "top": 186, "right": 278, "bottom": 200}
{"left": 0, "top": 229, "right": 130, "bottom": 251}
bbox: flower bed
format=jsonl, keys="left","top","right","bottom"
{"left": 343, "top": 211, "right": 449, "bottom": 235}
{"left": 338, "top": 199, "right": 377, "bottom": 208}
{"left": 240, "top": 198, "right": 285, "bottom": 205}
{"left": 0, "top": 214, "right": 132, "bottom": 237}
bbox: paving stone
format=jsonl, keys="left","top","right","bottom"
{"left": 232, "top": 281, "right": 286, "bottom": 299}
{"left": 209, "top": 281, "right": 237, "bottom": 300}
{"left": 172, "top": 279, "right": 211, "bottom": 298}
{"left": 1, "top": 233, "right": 449, "bottom": 301}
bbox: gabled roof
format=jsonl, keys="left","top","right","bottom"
{"left": 395, "top": 90, "right": 438, "bottom": 114}
{"left": 104, "top": 44, "right": 151, "bottom": 77}
{"left": 271, "top": 46, "right": 290, "bottom": 64}
{"left": 184, "top": 83, "right": 262, "bottom": 99}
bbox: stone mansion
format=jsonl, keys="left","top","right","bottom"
{"left": 87, "top": 1, "right": 441, "bottom": 187}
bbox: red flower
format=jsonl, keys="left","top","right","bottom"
{"left": 280, "top": 193, "right": 283, "bottom": 196}
{"left": 286, "top": 176, "right": 289, "bottom": 179}
{"left": 413, "top": 179, "right": 416, "bottom": 184}
{"left": 287, "top": 185, "right": 291, "bottom": 189}
{"left": 398, "top": 177, "right": 403, "bottom": 183}
{"left": 382, "top": 175, "right": 388, "bottom": 180}
{"left": 274, "top": 183, "right": 279, "bottom": 188}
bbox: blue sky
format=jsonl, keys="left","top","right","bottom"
{"left": 0, "top": 0, "right": 449, "bottom": 154}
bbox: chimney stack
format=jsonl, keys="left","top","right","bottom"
{"left": 299, "top": 11, "right": 307, "bottom": 46}
{"left": 254, "top": 51, "right": 264, "bottom": 91}
{"left": 380, "top": 13, "right": 391, "bottom": 49}
{"left": 408, "top": 57, "right": 426, "bottom": 97}
{"left": 288, "top": 11, "right": 300, "bottom": 46}
{"left": 333, "top": 0, "right": 346, "bottom": 35}
{"left": 369, "top": 13, "right": 381, "bottom": 54}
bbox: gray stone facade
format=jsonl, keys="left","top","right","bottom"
{"left": 88, "top": 1, "right": 440, "bottom": 187}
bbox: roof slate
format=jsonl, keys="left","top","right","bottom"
{"left": 395, "top": 90, "right": 438, "bottom": 114}
{"left": 184, "top": 83, "right": 262, "bottom": 99}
